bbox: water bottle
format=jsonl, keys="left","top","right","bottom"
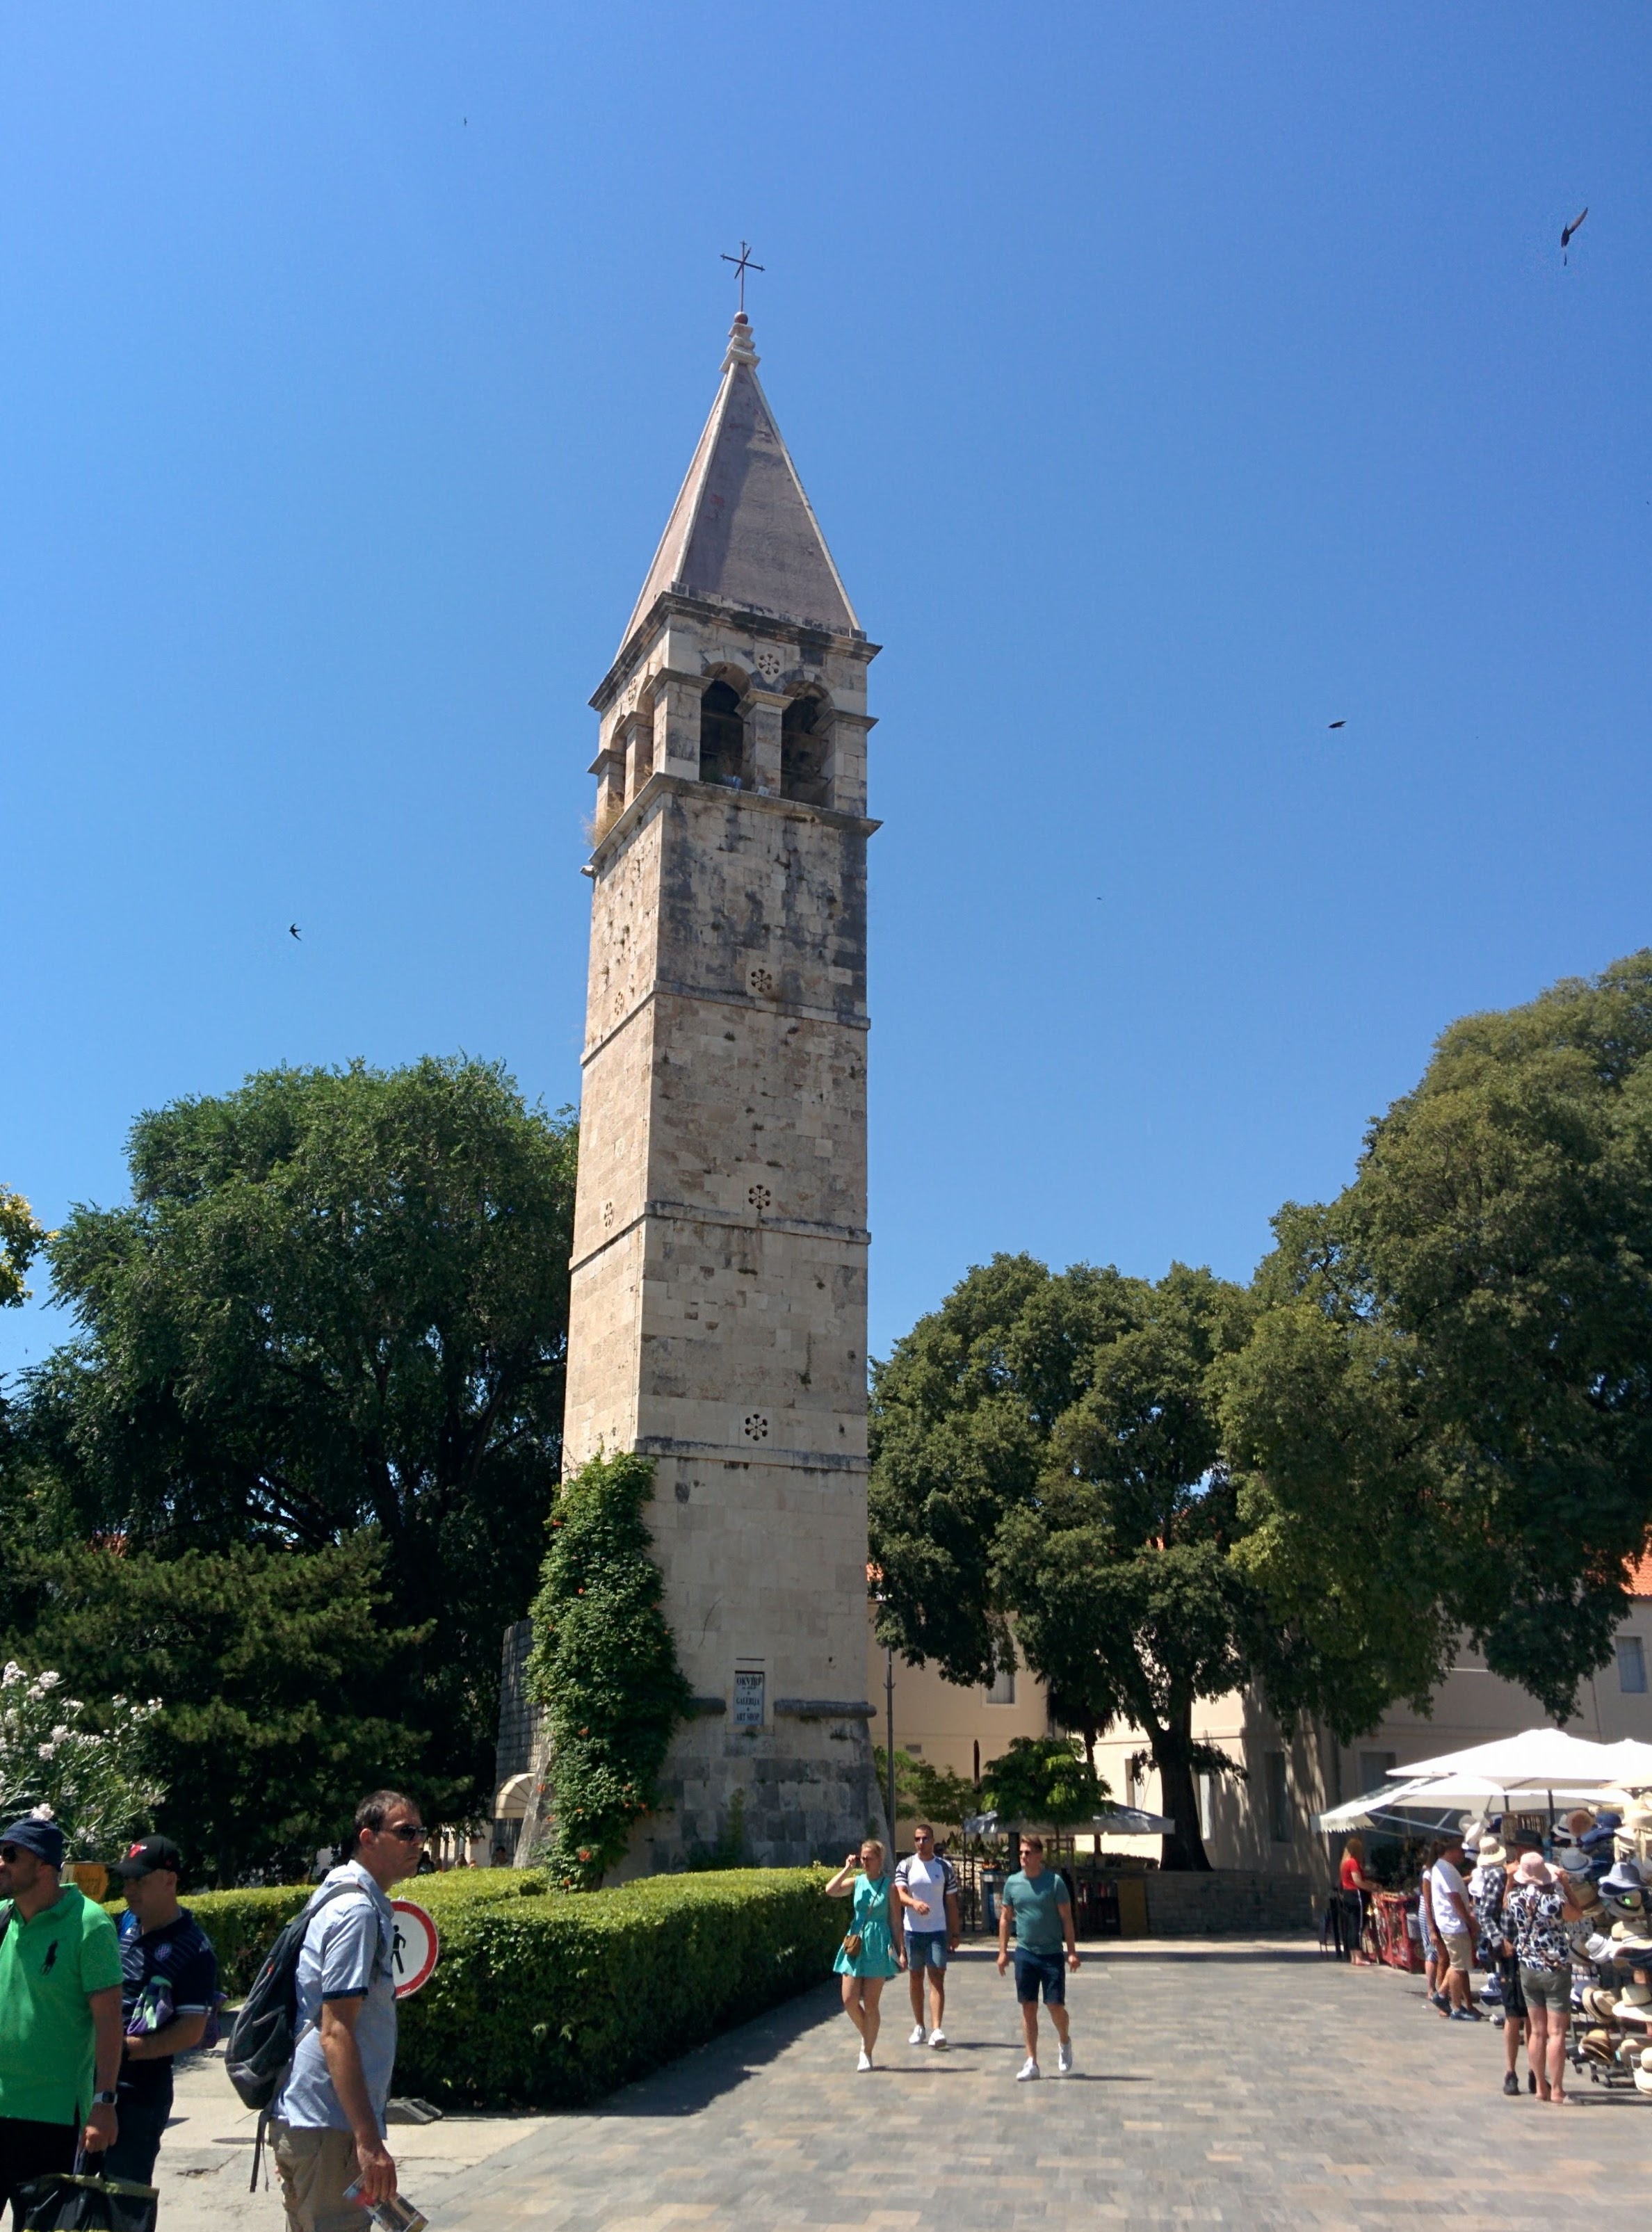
{"left": 341, "top": 2177, "right": 429, "bottom": 2231}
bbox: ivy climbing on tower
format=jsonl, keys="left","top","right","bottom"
{"left": 525, "top": 1451, "right": 693, "bottom": 1888}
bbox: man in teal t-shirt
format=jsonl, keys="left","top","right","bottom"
{"left": 996, "top": 1834, "right": 1080, "bottom": 2080}
{"left": 0, "top": 1815, "right": 124, "bottom": 2224}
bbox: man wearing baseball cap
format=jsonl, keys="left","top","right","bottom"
{"left": 0, "top": 1815, "right": 124, "bottom": 2225}
{"left": 103, "top": 1837, "right": 220, "bottom": 2190}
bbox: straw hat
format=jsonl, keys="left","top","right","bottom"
{"left": 1580, "top": 2029, "right": 1615, "bottom": 2065}
{"left": 1477, "top": 1835, "right": 1508, "bottom": 1866}
{"left": 1614, "top": 1982, "right": 1652, "bottom": 2016}
{"left": 1582, "top": 1983, "right": 1619, "bottom": 2020}
{"left": 1635, "top": 2064, "right": 1652, "bottom": 2096}
{"left": 1641, "top": 2045, "right": 1652, "bottom": 2072}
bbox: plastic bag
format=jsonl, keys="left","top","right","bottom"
{"left": 18, "top": 2168, "right": 158, "bottom": 2232}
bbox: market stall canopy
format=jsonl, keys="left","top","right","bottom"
{"left": 1395, "top": 1727, "right": 1628, "bottom": 1786}
{"left": 1315, "top": 1772, "right": 1611, "bottom": 1834}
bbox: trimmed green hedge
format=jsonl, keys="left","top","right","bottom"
{"left": 154, "top": 1867, "right": 840, "bottom": 2106}
{"left": 124, "top": 1870, "right": 555, "bottom": 1998}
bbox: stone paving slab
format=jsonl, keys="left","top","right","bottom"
{"left": 145, "top": 1939, "right": 1652, "bottom": 2229}
{"left": 430, "top": 1942, "right": 1651, "bottom": 2231}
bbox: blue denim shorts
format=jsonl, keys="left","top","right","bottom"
{"left": 906, "top": 1932, "right": 948, "bottom": 1971}
{"left": 1014, "top": 1949, "right": 1066, "bottom": 2005}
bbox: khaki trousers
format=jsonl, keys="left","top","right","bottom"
{"left": 270, "top": 2119, "right": 363, "bottom": 2232}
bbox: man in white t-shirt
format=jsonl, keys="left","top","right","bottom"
{"left": 893, "top": 1825, "right": 961, "bottom": 2048}
{"left": 1428, "top": 1837, "right": 1482, "bottom": 2021}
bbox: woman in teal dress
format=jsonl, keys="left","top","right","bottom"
{"left": 825, "top": 1838, "right": 904, "bottom": 2068}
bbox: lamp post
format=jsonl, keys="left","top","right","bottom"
{"left": 885, "top": 1644, "right": 897, "bottom": 1854}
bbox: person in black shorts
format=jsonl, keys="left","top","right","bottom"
{"left": 105, "top": 1838, "right": 220, "bottom": 2186}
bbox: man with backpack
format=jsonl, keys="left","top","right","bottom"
{"left": 266, "top": 1792, "right": 425, "bottom": 2232}
{"left": 103, "top": 1836, "right": 221, "bottom": 2187}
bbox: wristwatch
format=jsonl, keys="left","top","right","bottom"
{"left": 92, "top": 2091, "right": 118, "bottom": 2107}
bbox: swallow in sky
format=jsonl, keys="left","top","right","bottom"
{"left": 1562, "top": 207, "right": 1588, "bottom": 262}
{"left": 1328, "top": 720, "right": 1346, "bottom": 730}
{"left": 289, "top": 924, "right": 301, "bottom": 941}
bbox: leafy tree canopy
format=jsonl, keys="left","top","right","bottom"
{"left": 873, "top": 1745, "right": 978, "bottom": 1829}
{"left": 7, "top": 1537, "right": 423, "bottom": 1883}
{"left": 1224, "top": 951, "right": 1652, "bottom": 1720}
{"left": 9, "top": 1058, "right": 576, "bottom": 1815}
{"left": 872, "top": 1258, "right": 1309, "bottom": 1868}
{"left": 0, "top": 1188, "right": 46, "bottom": 1309}
{"left": 981, "top": 1736, "right": 1109, "bottom": 1828}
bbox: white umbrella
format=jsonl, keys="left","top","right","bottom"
{"left": 1394, "top": 1727, "right": 1626, "bottom": 1786}
{"left": 1600, "top": 1740, "right": 1652, "bottom": 1790}
{"left": 1092, "top": 1804, "right": 1177, "bottom": 1836}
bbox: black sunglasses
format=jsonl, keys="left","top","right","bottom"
{"left": 0, "top": 1845, "right": 30, "bottom": 1863}
{"left": 378, "top": 1822, "right": 426, "bottom": 1843}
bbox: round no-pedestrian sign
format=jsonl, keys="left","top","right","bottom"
{"left": 390, "top": 1900, "right": 439, "bottom": 1998}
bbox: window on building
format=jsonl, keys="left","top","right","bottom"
{"left": 1618, "top": 1635, "right": 1648, "bottom": 1695}
{"left": 1359, "top": 1751, "right": 1398, "bottom": 1795}
{"left": 1198, "top": 1772, "right": 1213, "bottom": 1843}
{"left": 983, "top": 1658, "right": 1016, "bottom": 1706}
{"left": 781, "top": 693, "right": 829, "bottom": 805}
{"left": 699, "top": 680, "right": 745, "bottom": 786}
{"left": 1266, "top": 1750, "right": 1291, "bottom": 1843}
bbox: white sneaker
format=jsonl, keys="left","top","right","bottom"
{"left": 928, "top": 2028, "right": 948, "bottom": 2050}
{"left": 857, "top": 2049, "right": 873, "bottom": 2072}
{"left": 1058, "top": 2040, "right": 1074, "bottom": 2075}
{"left": 908, "top": 2024, "right": 927, "bottom": 2045}
{"left": 1017, "top": 2057, "right": 1040, "bottom": 2081}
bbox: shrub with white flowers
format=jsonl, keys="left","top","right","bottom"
{"left": 0, "top": 1664, "right": 165, "bottom": 1860}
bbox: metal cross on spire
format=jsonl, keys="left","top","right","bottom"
{"left": 720, "top": 240, "right": 764, "bottom": 316}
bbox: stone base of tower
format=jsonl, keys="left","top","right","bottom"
{"left": 615, "top": 1713, "right": 882, "bottom": 1879}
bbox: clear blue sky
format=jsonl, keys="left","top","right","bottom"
{"left": 3, "top": 4, "right": 1649, "bottom": 1375}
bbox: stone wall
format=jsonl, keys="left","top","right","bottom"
{"left": 1142, "top": 1868, "right": 1316, "bottom": 1936}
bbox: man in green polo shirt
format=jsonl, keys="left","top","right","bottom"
{"left": 0, "top": 1815, "right": 124, "bottom": 2225}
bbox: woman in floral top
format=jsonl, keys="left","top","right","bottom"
{"left": 1501, "top": 1851, "right": 1584, "bottom": 2105}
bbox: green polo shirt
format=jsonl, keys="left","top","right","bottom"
{"left": 0, "top": 1888, "right": 124, "bottom": 2124}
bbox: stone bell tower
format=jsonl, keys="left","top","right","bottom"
{"left": 561, "top": 312, "right": 880, "bottom": 1868}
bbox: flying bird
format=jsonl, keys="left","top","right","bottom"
{"left": 1562, "top": 207, "right": 1588, "bottom": 261}
{"left": 1327, "top": 720, "right": 1346, "bottom": 730}
{"left": 289, "top": 923, "right": 301, "bottom": 941}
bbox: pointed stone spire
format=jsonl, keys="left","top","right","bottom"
{"left": 620, "top": 316, "right": 859, "bottom": 652}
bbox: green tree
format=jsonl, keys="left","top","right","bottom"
{"left": 1224, "top": 951, "right": 1652, "bottom": 1720}
{"left": 0, "top": 1188, "right": 46, "bottom": 1309}
{"left": 872, "top": 1259, "right": 1283, "bottom": 1870}
{"left": 980, "top": 1736, "right": 1109, "bottom": 1828}
{"left": 11, "top": 1058, "right": 576, "bottom": 1815}
{"left": 10, "top": 1537, "right": 424, "bottom": 1882}
{"left": 525, "top": 1452, "right": 692, "bottom": 1889}
{"left": 873, "top": 1746, "right": 978, "bottom": 1828}
{"left": 10, "top": 1537, "right": 426, "bottom": 1883}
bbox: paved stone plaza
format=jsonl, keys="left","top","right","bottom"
{"left": 152, "top": 1940, "right": 1651, "bottom": 2230}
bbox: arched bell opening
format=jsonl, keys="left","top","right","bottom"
{"left": 781, "top": 692, "right": 830, "bottom": 807}
{"left": 699, "top": 679, "right": 745, "bottom": 787}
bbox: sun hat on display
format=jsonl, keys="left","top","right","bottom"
{"left": 1616, "top": 1934, "right": 1652, "bottom": 1962}
{"left": 1580, "top": 2030, "right": 1615, "bottom": 2064}
{"left": 1614, "top": 1984, "right": 1652, "bottom": 2018}
{"left": 1600, "top": 1857, "right": 1646, "bottom": 1897}
{"left": 1642, "top": 2046, "right": 1652, "bottom": 2071}
{"left": 1584, "top": 1936, "right": 1617, "bottom": 1969}
{"left": 1555, "top": 1845, "right": 1589, "bottom": 1874}
{"left": 1635, "top": 2064, "right": 1652, "bottom": 2096}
